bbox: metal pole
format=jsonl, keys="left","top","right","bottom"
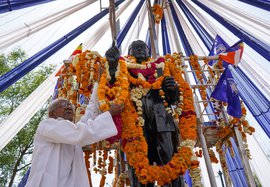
{"left": 146, "top": 0, "right": 159, "bottom": 58}
{"left": 197, "top": 122, "right": 218, "bottom": 187}
{"left": 234, "top": 127, "right": 256, "bottom": 187}
{"left": 192, "top": 74, "right": 217, "bottom": 187}
{"left": 109, "top": 0, "right": 117, "bottom": 45}
{"left": 228, "top": 65, "right": 256, "bottom": 187}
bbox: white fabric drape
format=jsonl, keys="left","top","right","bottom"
{"left": 83, "top": 0, "right": 134, "bottom": 50}
{"left": 163, "top": 2, "right": 181, "bottom": 53}
{"left": 247, "top": 135, "right": 270, "bottom": 187}
{"left": 203, "top": 0, "right": 270, "bottom": 45}
{"left": 121, "top": 2, "right": 147, "bottom": 54}
{"left": 183, "top": 0, "right": 270, "bottom": 98}
{"left": 0, "top": 69, "right": 58, "bottom": 151}
{"left": 0, "top": 0, "right": 97, "bottom": 50}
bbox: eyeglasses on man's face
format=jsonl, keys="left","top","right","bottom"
{"left": 58, "top": 101, "right": 75, "bottom": 110}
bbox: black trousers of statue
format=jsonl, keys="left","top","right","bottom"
{"left": 128, "top": 91, "right": 184, "bottom": 187}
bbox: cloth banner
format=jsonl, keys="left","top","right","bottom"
{"left": 55, "top": 43, "right": 83, "bottom": 76}
{"left": 211, "top": 67, "right": 242, "bottom": 118}
{"left": 208, "top": 35, "right": 229, "bottom": 65}
{"left": 219, "top": 40, "right": 244, "bottom": 67}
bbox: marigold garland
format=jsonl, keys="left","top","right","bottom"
{"left": 121, "top": 98, "right": 194, "bottom": 185}
{"left": 75, "top": 50, "right": 101, "bottom": 97}
{"left": 98, "top": 59, "right": 129, "bottom": 112}
{"left": 118, "top": 55, "right": 198, "bottom": 185}
{"left": 152, "top": 4, "right": 163, "bottom": 24}
{"left": 164, "top": 55, "right": 197, "bottom": 140}
{"left": 189, "top": 55, "right": 207, "bottom": 107}
{"left": 96, "top": 53, "right": 198, "bottom": 185}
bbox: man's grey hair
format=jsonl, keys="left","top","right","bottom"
{"left": 47, "top": 97, "right": 68, "bottom": 117}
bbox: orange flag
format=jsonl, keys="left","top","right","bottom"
{"left": 219, "top": 42, "right": 244, "bottom": 66}
{"left": 55, "top": 43, "right": 83, "bottom": 76}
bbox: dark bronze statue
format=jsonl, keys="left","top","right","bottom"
{"left": 105, "top": 40, "right": 184, "bottom": 187}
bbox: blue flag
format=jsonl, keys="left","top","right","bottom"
{"left": 211, "top": 67, "right": 242, "bottom": 118}
{"left": 52, "top": 78, "right": 62, "bottom": 100}
{"left": 208, "top": 35, "right": 230, "bottom": 66}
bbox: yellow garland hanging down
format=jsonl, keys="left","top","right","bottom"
{"left": 98, "top": 57, "right": 198, "bottom": 186}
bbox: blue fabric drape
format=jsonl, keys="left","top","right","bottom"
{"left": 224, "top": 138, "right": 248, "bottom": 187}
{"left": 175, "top": 1, "right": 213, "bottom": 51}
{"left": 161, "top": 16, "right": 171, "bottom": 55}
{"left": 191, "top": 0, "right": 270, "bottom": 62}
{"left": 0, "top": 0, "right": 55, "bottom": 13}
{"left": 168, "top": 0, "right": 193, "bottom": 56}
{"left": 0, "top": 0, "right": 125, "bottom": 93}
{"left": 230, "top": 67, "right": 270, "bottom": 137}
{"left": 238, "top": 0, "right": 270, "bottom": 11}
{"left": 116, "top": 0, "right": 144, "bottom": 48}
{"left": 146, "top": 31, "right": 152, "bottom": 55}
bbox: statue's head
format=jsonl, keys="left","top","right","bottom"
{"left": 128, "top": 40, "right": 150, "bottom": 63}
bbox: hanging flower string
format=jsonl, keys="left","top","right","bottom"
{"left": 189, "top": 55, "right": 207, "bottom": 107}
{"left": 165, "top": 54, "right": 201, "bottom": 185}
{"left": 229, "top": 103, "right": 255, "bottom": 159}
{"left": 57, "top": 64, "right": 77, "bottom": 105}
{"left": 98, "top": 59, "right": 129, "bottom": 144}
{"left": 75, "top": 50, "right": 101, "bottom": 97}
{"left": 98, "top": 59, "right": 129, "bottom": 112}
{"left": 152, "top": 4, "right": 163, "bottom": 24}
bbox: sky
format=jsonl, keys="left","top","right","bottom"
{"left": 1, "top": 0, "right": 270, "bottom": 186}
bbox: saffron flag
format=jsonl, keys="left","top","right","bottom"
{"left": 208, "top": 35, "right": 230, "bottom": 66}
{"left": 219, "top": 40, "right": 244, "bottom": 67}
{"left": 55, "top": 43, "right": 83, "bottom": 76}
{"left": 211, "top": 67, "right": 242, "bottom": 118}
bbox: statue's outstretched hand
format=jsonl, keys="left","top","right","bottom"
{"left": 105, "top": 45, "right": 120, "bottom": 65}
{"left": 162, "top": 77, "right": 179, "bottom": 105}
{"left": 105, "top": 43, "right": 120, "bottom": 84}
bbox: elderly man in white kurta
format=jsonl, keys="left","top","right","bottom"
{"left": 25, "top": 83, "right": 123, "bottom": 187}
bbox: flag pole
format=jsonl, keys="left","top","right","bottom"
{"left": 228, "top": 65, "right": 256, "bottom": 187}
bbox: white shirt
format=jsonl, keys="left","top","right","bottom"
{"left": 26, "top": 83, "right": 117, "bottom": 187}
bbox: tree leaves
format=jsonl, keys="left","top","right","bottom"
{"left": 0, "top": 48, "right": 55, "bottom": 186}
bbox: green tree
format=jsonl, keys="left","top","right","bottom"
{"left": 0, "top": 48, "right": 55, "bottom": 187}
